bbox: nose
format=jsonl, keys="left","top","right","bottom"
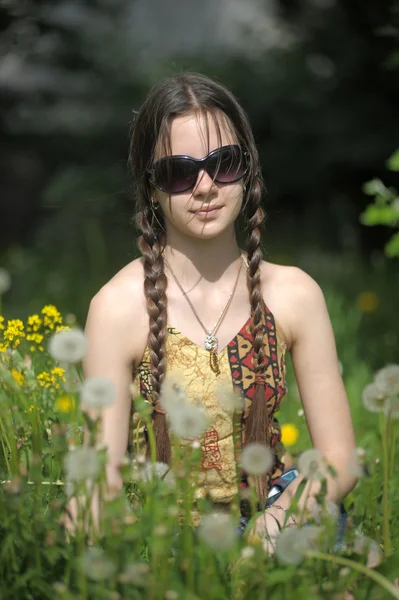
{"left": 193, "top": 168, "right": 217, "bottom": 195}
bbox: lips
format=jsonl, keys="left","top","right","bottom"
{"left": 192, "top": 206, "right": 222, "bottom": 214}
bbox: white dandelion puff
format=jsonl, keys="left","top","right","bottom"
{"left": 133, "top": 461, "right": 175, "bottom": 487}
{"left": 276, "top": 526, "right": 322, "bottom": 565}
{"left": 362, "top": 382, "right": 387, "bottom": 413}
{"left": 160, "top": 371, "right": 189, "bottom": 412}
{"left": 81, "top": 547, "right": 117, "bottom": 581}
{"left": 80, "top": 376, "right": 116, "bottom": 411}
{"left": 374, "top": 364, "right": 399, "bottom": 396}
{"left": 48, "top": 328, "right": 87, "bottom": 364}
{"left": 198, "top": 513, "right": 236, "bottom": 551}
{"left": 118, "top": 562, "right": 149, "bottom": 586}
{"left": 353, "top": 534, "right": 382, "bottom": 568}
{"left": 298, "top": 449, "right": 328, "bottom": 481}
{"left": 240, "top": 546, "right": 255, "bottom": 560}
{"left": 64, "top": 447, "right": 101, "bottom": 483}
{"left": 164, "top": 591, "right": 179, "bottom": 600}
{"left": 0, "top": 268, "right": 11, "bottom": 295}
{"left": 215, "top": 381, "right": 245, "bottom": 412}
{"left": 168, "top": 402, "right": 208, "bottom": 439}
{"left": 383, "top": 396, "right": 399, "bottom": 419}
{"left": 347, "top": 447, "right": 368, "bottom": 478}
{"left": 241, "top": 443, "right": 274, "bottom": 475}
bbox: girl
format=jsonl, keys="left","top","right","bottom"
{"left": 84, "top": 72, "right": 357, "bottom": 548}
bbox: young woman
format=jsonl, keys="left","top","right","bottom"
{"left": 83, "top": 72, "right": 357, "bottom": 549}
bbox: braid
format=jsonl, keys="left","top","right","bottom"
{"left": 136, "top": 207, "right": 171, "bottom": 464}
{"left": 243, "top": 182, "right": 271, "bottom": 503}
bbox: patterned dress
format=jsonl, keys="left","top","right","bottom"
{"left": 130, "top": 303, "right": 288, "bottom": 517}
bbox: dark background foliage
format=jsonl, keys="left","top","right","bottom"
{"left": 0, "top": 0, "right": 398, "bottom": 367}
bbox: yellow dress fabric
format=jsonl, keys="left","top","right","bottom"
{"left": 130, "top": 303, "right": 288, "bottom": 512}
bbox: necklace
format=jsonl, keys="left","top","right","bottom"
{"left": 163, "top": 254, "right": 245, "bottom": 375}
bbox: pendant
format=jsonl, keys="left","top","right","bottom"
{"left": 209, "top": 349, "right": 221, "bottom": 376}
{"left": 204, "top": 333, "right": 218, "bottom": 351}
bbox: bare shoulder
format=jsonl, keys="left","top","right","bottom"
{"left": 260, "top": 261, "right": 326, "bottom": 350}
{"left": 86, "top": 258, "right": 148, "bottom": 367}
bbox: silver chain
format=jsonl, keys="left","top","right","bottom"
{"left": 163, "top": 254, "right": 245, "bottom": 353}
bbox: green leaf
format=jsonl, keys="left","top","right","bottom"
{"left": 360, "top": 204, "right": 398, "bottom": 227}
{"left": 362, "top": 178, "right": 387, "bottom": 197}
{"left": 387, "top": 149, "right": 399, "bottom": 171}
{"left": 385, "top": 232, "right": 399, "bottom": 258}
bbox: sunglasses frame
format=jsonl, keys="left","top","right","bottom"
{"left": 148, "top": 144, "right": 248, "bottom": 194}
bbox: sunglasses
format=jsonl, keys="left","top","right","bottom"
{"left": 148, "top": 144, "right": 248, "bottom": 194}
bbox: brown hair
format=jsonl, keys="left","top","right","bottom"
{"left": 129, "top": 72, "right": 271, "bottom": 501}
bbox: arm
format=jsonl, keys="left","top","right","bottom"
{"left": 257, "top": 269, "right": 357, "bottom": 534}
{"left": 83, "top": 286, "right": 136, "bottom": 491}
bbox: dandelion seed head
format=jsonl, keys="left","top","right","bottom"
{"left": 81, "top": 547, "right": 117, "bottom": 581}
{"left": 362, "top": 381, "right": 387, "bottom": 413}
{"left": 241, "top": 443, "right": 274, "bottom": 475}
{"left": 164, "top": 591, "right": 179, "bottom": 600}
{"left": 353, "top": 534, "right": 382, "bottom": 568}
{"left": 240, "top": 546, "right": 255, "bottom": 560}
{"left": 276, "top": 526, "right": 322, "bottom": 564}
{"left": 48, "top": 328, "right": 87, "bottom": 363}
{"left": 160, "top": 371, "right": 189, "bottom": 412}
{"left": 168, "top": 403, "right": 208, "bottom": 439}
{"left": 80, "top": 376, "right": 116, "bottom": 411}
{"left": 374, "top": 364, "right": 399, "bottom": 396}
{"left": 347, "top": 447, "right": 368, "bottom": 478}
{"left": 384, "top": 396, "right": 399, "bottom": 419}
{"left": 118, "top": 562, "right": 149, "bottom": 585}
{"left": 198, "top": 513, "right": 236, "bottom": 551}
{"left": 64, "top": 447, "right": 101, "bottom": 484}
{"left": 297, "top": 449, "right": 328, "bottom": 481}
{"left": 0, "top": 268, "right": 11, "bottom": 295}
{"left": 133, "top": 460, "right": 175, "bottom": 487}
{"left": 215, "top": 381, "right": 244, "bottom": 412}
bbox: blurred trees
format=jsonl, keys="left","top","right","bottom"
{"left": 0, "top": 0, "right": 398, "bottom": 329}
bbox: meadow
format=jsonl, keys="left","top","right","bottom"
{"left": 0, "top": 238, "right": 399, "bottom": 600}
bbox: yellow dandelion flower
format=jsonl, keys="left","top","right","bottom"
{"left": 0, "top": 315, "right": 4, "bottom": 330}
{"left": 281, "top": 423, "right": 299, "bottom": 447}
{"left": 11, "top": 368, "right": 25, "bottom": 387}
{"left": 356, "top": 292, "right": 379, "bottom": 313}
{"left": 55, "top": 395, "right": 75, "bottom": 413}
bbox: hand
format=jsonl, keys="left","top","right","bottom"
{"left": 249, "top": 506, "right": 297, "bottom": 555}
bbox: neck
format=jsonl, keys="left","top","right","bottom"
{"left": 163, "top": 226, "right": 244, "bottom": 285}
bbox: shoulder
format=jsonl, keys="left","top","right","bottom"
{"left": 260, "top": 262, "right": 327, "bottom": 350}
{"left": 86, "top": 258, "right": 148, "bottom": 366}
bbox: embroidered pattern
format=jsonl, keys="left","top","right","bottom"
{"left": 201, "top": 427, "right": 222, "bottom": 471}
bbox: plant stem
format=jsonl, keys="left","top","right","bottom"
{"left": 306, "top": 550, "right": 399, "bottom": 599}
{"left": 380, "top": 413, "right": 392, "bottom": 556}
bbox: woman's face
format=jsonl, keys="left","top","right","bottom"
{"left": 152, "top": 112, "right": 244, "bottom": 240}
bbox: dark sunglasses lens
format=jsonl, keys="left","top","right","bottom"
{"left": 153, "top": 158, "right": 197, "bottom": 193}
{"left": 211, "top": 146, "right": 246, "bottom": 183}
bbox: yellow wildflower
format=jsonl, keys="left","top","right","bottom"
{"left": 37, "top": 367, "right": 66, "bottom": 389}
{"left": 0, "top": 315, "right": 4, "bottom": 330}
{"left": 356, "top": 292, "right": 379, "bottom": 313}
{"left": 41, "top": 305, "right": 63, "bottom": 331}
{"left": 27, "top": 314, "right": 42, "bottom": 332}
{"left": 3, "top": 319, "right": 25, "bottom": 348}
{"left": 25, "top": 404, "right": 36, "bottom": 413}
{"left": 281, "top": 423, "right": 299, "bottom": 447}
{"left": 55, "top": 395, "right": 76, "bottom": 413}
{"left": 55, "top": 325, "right": 70, "bottom": 333}
{"left": 11, "top": 368, "right": 25, "bottom": 387}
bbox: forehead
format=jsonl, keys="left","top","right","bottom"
{"left": 160, "top": 111, "right": 237, "bottom": 159}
